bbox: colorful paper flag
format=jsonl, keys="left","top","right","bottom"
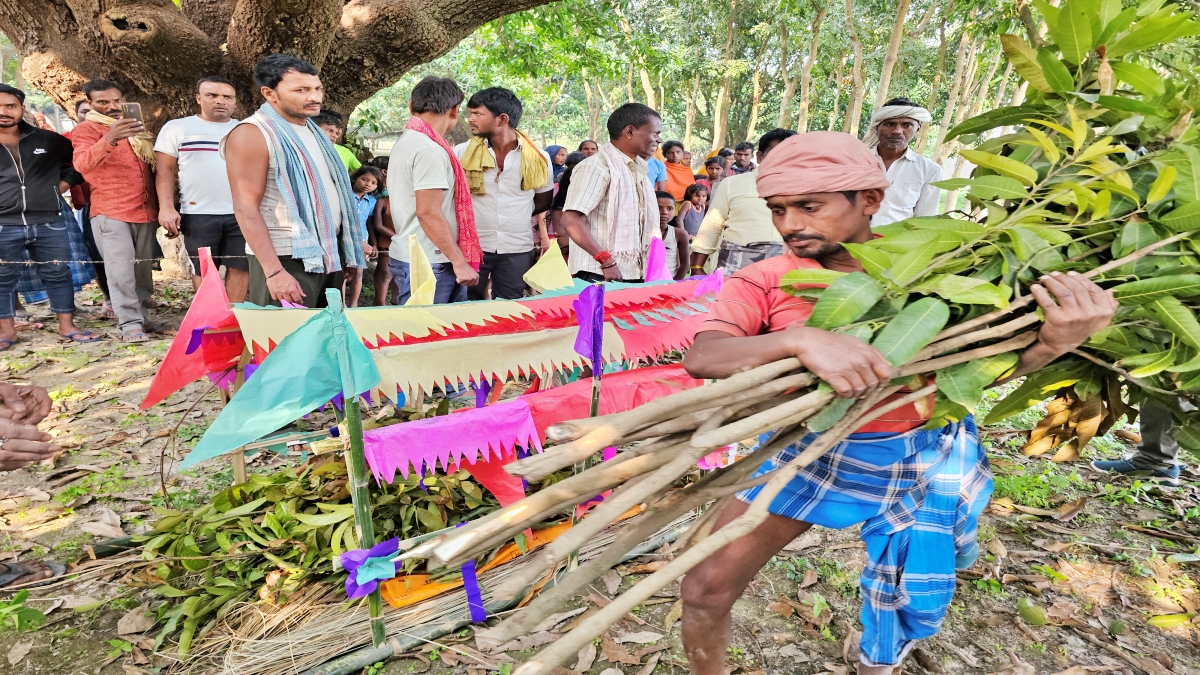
{"left": 181, "top": 289, "right": 381, "bottom": 468}
{"left": 644, "top": 237, "right": 672, "bottom": 282}
{"left": 523, "top": 247, "right": 574, "bottom": 292}
{"left": 141, "top": 247, "right": 241, "bottom": 409}
{"left": 406, "top": 234, "right": 437, "bottom": 305}
{"left": 572, "top": 283, "right": 605, "bottom": 366}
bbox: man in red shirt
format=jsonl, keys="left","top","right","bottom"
{"left": 680, "top": 132, "right": 1118, "bottom": 675}
{"left": 71, "top": 80, "right": 161, "bottom": 342}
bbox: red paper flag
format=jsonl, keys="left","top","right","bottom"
{"left": 140, "top": 248, "right": 241, "bottom": 409}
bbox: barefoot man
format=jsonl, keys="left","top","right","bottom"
{"left": 680, "top": 132, "right": 1119, "bottom": 675}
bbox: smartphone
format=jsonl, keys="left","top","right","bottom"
{"left": 120, "top": 102, "right": 144, "bottom": 125}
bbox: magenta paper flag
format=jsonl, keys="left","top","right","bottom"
{"left": 363, "top": 399, "right": 542, "bottom": 482}
{"left": 572, "top": 283, "right": 605, "bottom": 365}
{"left": 693, "top": 268, "right": 724, "bottom": 297}
{"left": 644, "top": 237, "right": 672, "bottom": 282}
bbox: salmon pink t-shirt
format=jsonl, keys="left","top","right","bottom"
{"left": 698, "top": 252, "right": 931, "bottom": 433}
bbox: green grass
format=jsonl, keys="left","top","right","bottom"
{"left": 991, "top": 460, "right": 1085, "bottom": 508}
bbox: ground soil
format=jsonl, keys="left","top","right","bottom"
{"left": 1, "top": 276, "right": 1199, "bottom": 675}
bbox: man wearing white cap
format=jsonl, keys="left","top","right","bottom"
{"left": 861, "top": 97, "right": 941, "bottom": 227}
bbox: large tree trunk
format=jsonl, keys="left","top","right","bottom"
{"left": 828, "top": 52, "right": 846, "bottom": 132}
{"left": 711, "top": 0, "right": 738, "bottom": 150}
{"left": 744, "top": 33, "right": 770, "bottom": 141}
{"left": 684, "top": 71, "right": 700, "bottom": 150}
{"left": 0, "top": 0, "right": 554, "bottom": 132}
{"left": 776, "top": 19, "right": 797, "bottom": 129}
{"left": 932, "top": 30, "right": 971, "bottom": 163}
{"left": 914, "top": 13, "right": 948, "bottom": 152}
{"left": 842, "top": 0, "right": 866, "bottom": 136}
{"left": 872, "top": 0, "right": 912, "bottom": 111}
{"left": 583, "top": 79, "right": 600, "bottom": 141}
{"left": 795, "top": 1, "right": 827, "bottom": 133}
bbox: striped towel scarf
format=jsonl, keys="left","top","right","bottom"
{"left": 738, "top": 417, "right": 992, "bottom": 666}
{"left": 404, "top": 116, "right": 483, "bottom": 270}
{"left": 254, "top": 104, "right": 366, "bottom": 274}
{"left": 597, "top": 141, "right": 659, "bottom": 277}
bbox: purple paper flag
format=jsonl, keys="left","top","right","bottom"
{"left": 644, "top": 237, "right": 672, "bottom": 282}
{"left": 693, "top": 268, "right": 725, "bottom": 297}
{"left": 572, "top": 283, "right": 605, "bottom": 366}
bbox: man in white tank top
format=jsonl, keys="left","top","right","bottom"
{"left": 222, "top": 54, "right": 349, "bottom": 308}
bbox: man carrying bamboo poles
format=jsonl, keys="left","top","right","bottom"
{"left": 679, "top": 132, "right": 1119, "bottom": 675}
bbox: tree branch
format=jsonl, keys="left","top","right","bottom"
{"left": 180, "top": 0, "right": 237, "bottom": 43}
{"left": 319, "top": 0, "right": 555, "bottom": 113}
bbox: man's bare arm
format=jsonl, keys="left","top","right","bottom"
{"left": 225, "top": 125, "right": 304, "bottom": 303}
{"left": 414, "top": 189, "right": 478, "bottom": 287}
{"left": 155, "top": 152, "right": 181, "bottom": 237}
{"left": 684, "top": 328, "right": 894, "bottom": 399}
{"left": 558, "top": 209, "right": 622, "bottom": 281}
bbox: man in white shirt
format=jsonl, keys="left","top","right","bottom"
{"left": 454, "top": 88, "right": 553, "bottom": 300}
{"left": 861, "top": 98, "right": 942, "bottom": 227}
{"left": 155, "top": 75, "right": 246, "bottom": 300}
{"left": 387, "top": 76, "right": 480, "bottom": 305}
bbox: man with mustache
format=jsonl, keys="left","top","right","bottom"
{"left": 0, "top": 84, "right": 95, "bottom": 349}
{"left": 681, "top": 132, "right": 1118, "bottom": 675}
{"left": 860, "top": 97, "right": 941, "bottom": 227}
{"left": 222, "top": 54, "right": 367, "bottom": 308}
{"left": 155, "top": 76, "right": 247, "bottom": 300}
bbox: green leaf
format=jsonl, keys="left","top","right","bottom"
{"left": 1018, "top": 597, "right": 1048, "bottom": 626}
{"left": 969, "top": 176, "right": 1029, "bottom": 200}
{"left": 1147, "top": 165, "right": 1177, "bottom": 203}
{"left": 214, "top": 497, "right": 267, "bottom": 519}
{"left": 806, "top": 394, "right": 856, "bottom": 433}
{"left": 780, "top": 268, "right": 846, "bottom": 289}
{"left": 1126, "top": 347, "right": 1176, "bottom": 377}
{"left": 1147, "top": 613, "right": 1195, "bottom": 628}
{"left": 1098, "top": 0, "right": 1122, "bottom": 28}
{"left": 1111, "top": 275, "right": 1200, "bottom": 304}
{"left": 843, "top": 243, "right": 894, "bottom": 279}
{"left": 1159, "top": 144, "right": 1200, "bottom": 203}
{"left": 872, "top": 229, "right": 962, "bottom": 254}
{"left": 886, "top": 239, "right": 941, "bottom": 286}
{"left": 983, "top": 366, "right": 1084, "bottom": 424}
{"left": 1037, "top": 48, "right": 1076, "bottom": 92}
{"left": 933, "top": 178, "right": 973, "bottom": 190}
{"left": 292, "top": 510, "right": 354, "bottom": 527}
{"left": 1109, "top": 61, "right": 1165, "bottom": 97}
{"left": 947, "top": 105, "right": 1052, "bottom": 140}
{"left": 912, "top": 274, "right": 1011, "bottom": 308}
{"left": 1159, "top": 200, "right": 1200, "bottom": 232}
{"left": 1001, "top": 35, "right": 1053, "bottom": 93}
{"left": 936, "top": 353, "right": 1021, "bottom": 411}
{"left": 1146, "top": 296, "right": 1200, "bottom": 349}
{"left": 870, "top": 297, "right": 950, "bottom": 366}
{"left": 805, "top": 273, "right": 886, "bottom": 330}
{"left": 1098, "top": 6, "right": 1138, "bottom": 44}
{"left": 904, "top": 217, "right": 987, "bottom": 237}
{"left": 1048, "top": 0, "right": 1094, "bottom": 63}
{"left": 960, "top": 149, "right": 1040, "bottom": 186}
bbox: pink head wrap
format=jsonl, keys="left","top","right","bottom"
{"left": 756, "top": 131, "right": 890, "bottom": 199}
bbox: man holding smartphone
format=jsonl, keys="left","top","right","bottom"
{"left": 71, "top": 79, "right": 159, "bottom": 342}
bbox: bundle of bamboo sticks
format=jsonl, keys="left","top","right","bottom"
{"left": 393, "top": 242, "right": 1164, "bottom": 675}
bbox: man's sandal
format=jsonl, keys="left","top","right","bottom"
{"left": 0, "top": 560, "right": 65, "bottom": 588}
{"left": 122, "top": 329, "right": 149, "bottom": 343}
{"left": 0, "top": 339, "right": 17, "bottom": 352}
{"left": 59, "top": 331, "right": 104, "bottom": 343}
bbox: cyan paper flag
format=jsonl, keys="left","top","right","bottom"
{"left": 181, "top": 289, "right": 381, "bottom": 468}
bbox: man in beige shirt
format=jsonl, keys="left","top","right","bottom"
{"left": 689, "top": 128, "right": 796, "bottom": 274}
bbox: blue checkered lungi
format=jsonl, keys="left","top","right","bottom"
{"left": 737, "top": 416, "right": 991, "bottom": 666}
{"left": 17, "top": 201, "right": 96, "bottom": 304}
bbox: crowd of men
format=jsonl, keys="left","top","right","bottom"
{"left": 0, "top": 52, "right": 1184, "bottom": 673}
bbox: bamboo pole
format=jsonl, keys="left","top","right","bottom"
{"left": 344, "top": 397, "right": 386, "bottom": 648}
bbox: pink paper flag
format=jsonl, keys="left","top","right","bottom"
{"left": 693, "top": 268, "right": 724, "bottom": 297}
{"left": 644, "top": 237, "right": 672, "bottom": 282}
{"left": 141, "top": 248, "right": 234, "bottom": 409}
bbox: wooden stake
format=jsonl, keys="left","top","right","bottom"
{"left": 345, "top": 396, "right": 386, "bottom": 648}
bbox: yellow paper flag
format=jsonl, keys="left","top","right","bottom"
{"left": 523, "top": 247, "right": 574, "bottom": 293}
{"left": 405, "top": 234, "right": 436, "bottom": 306}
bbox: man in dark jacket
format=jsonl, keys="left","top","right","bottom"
{"left": 0, "top": 84, "right": 99, "bottom": 348}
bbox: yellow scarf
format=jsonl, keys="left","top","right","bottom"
{"left": 85, "top": 110, "right": 156, "bottom": 169}
{"left": 460, "top": 130, "right": 549, "bottom": 195}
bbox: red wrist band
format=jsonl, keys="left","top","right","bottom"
{"left": 593, "top": 250, "right": 614, "bottom": 264}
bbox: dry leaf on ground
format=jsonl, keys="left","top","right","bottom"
{"left": 625, "top": 560, "right": 668, "bottom": 574}
{"left": 7, "top": 641, "right": 32, "bottom": 666}
{"left": 600, "top": 634, "right": 641, "bottom": 665}
{"left": 778, "top": 644, "right": 811, "bottom": 661}
{"left": 783, "top": 529, "right": 822, "bottom": 551}
{"left": 117, "top": 604, "right": 156, "bottom": 635}
{"left": 531, "top": 606, "right": 588, "bottom": 633}
{"left": 634, "top": 653, "right": 661, "bottom": 675}
{"left": 800, "top": 568, "right": 818, "bottom": 589}
{"left": 598, "top": 669, "right": 625, "bottom": 675}
{"left": 662, "top": 598, "right": 682, "bottom": 630}
{"left": 494, "top": 631, "right": 557, "bottom": 653}
{"left": 602, "top": 569, "right": 622, "bottom": 594}
{"left": 80, "top": 520, "right": 126, "bottom": 539}
{"left": 768, "top": 601, "right": 794, "bottom": 617}
{"left": 573, "top": 643, "right": 597, "bottom": 672}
